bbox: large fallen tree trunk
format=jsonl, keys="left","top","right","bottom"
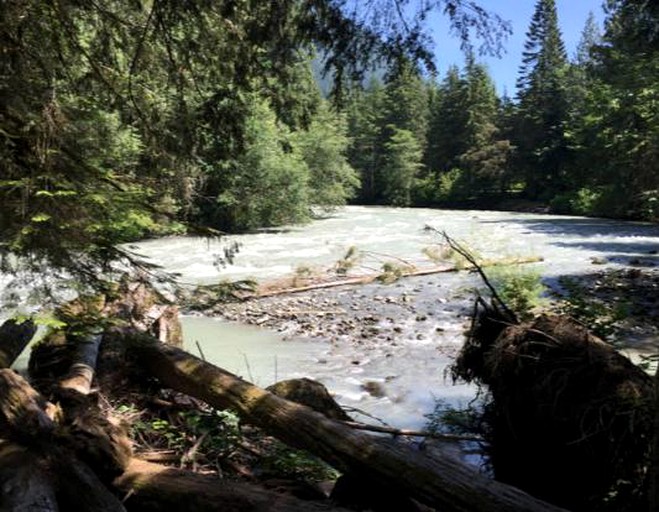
{"left": 115, "top": 458, "right": 349, "bottom": 512}
{"left": 454, "top": 308, "right": 655, "bottom": 512}
{"left": 129, "top": 335, "right": 567, "bottom": 512}
{"left": 0, "top": 369, "right": 127, "bottom": 511}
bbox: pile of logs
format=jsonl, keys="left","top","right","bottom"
{"left": 0, "top": 279, "right": 570, "bottom": 511}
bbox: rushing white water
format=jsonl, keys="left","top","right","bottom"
{"left": 129, "top": 206, "right": 659, "bottom": 430}
{"left": 131, "top": 205, "right": 659, "bottom": 283}
{"left": 4, "top": 207, "right": 658, "bottom": 430}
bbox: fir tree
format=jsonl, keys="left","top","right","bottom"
{"left": 514, "top": 0, "right": 569, "bottom": 199}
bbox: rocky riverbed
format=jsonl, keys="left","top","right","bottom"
{"left": 207, "top": 273, "right": 478, "bottom": 359}
{"left": 200, "top": 265, "right": 658, "bottom": 363}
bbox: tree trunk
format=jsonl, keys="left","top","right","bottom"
{"left": 0, "top": 370, "right": 128, "bottom": 511}
{"left": 115, "top": 458, "right": 348, "bottom": 512}
{"left": 0, "top": 441, "right": 59, "bottom": 512}
{"left": 0, "top": 318, "right": 36, "bottom": 369}
{"left": 130, "top": 337, "right": 567, "bottom": 512}
{"left": 58, "top": 333, "right": 102, "bottom": 395}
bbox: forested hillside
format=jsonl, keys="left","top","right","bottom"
{"left": 343, "top": 0, "right": 659, "bottom": 222}
{"left": 1, "top": 0, "right": 657, "bottom": 278}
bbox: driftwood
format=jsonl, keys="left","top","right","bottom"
{"left": 0, "top": 318, "right": 36, "bottom": 368}
{"left": 0, "top": 368, "right": 128, "bottom": 511}
{"left": 129, "top": 336, "right": 566, "bottom": 512}
{"left": 254, "top": 256, "right": 543, "bottom": 299}
{"left": 341, "top": 420, "right": 482, "bottom": 442}
{"left": 115, "top": 458, "right": 349, "bottom": 512}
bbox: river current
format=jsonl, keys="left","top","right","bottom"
{"left": 129, "top": 206, "right": 659, "bottom": 429}
{"left": 7, "top": 206, "right": 659, "bottom": 430}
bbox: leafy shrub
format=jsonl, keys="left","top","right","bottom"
{"left": 488, "top": 267, "right": 547, "bottom": 320}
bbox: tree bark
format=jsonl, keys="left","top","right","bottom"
{"left": 58, "top": 333, "right": 102, "bottom": 395}
{"left": 0, "top": 441, "right": 59, "bottom": 512}
{"left": 0, "top": 370, "right": 128, "bottom": 511}
{"left": 0, "top": 318, "right": 36, "bottom": 369}
{"left": 115, "top": 458, "right": 348, "bottom": 512}
{"left": 130, "top": 338, "right": 567, "bottom": 512}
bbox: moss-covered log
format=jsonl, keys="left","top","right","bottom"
{"left": 130, "top": 336, "right": 567, "bottom": 512}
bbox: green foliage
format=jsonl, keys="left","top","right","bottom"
{"left": 123, "top": 405, "right": 242, "bottom": 459}
{"left": 214, "top": 95, "right": 311, "bottom": 231}
{"left": 295, "top": 102, "right": 360, "bottom": 210}
{"left": 259, "top": 440, "right": 340, "bottom": 482}
{"left": 379, "top": 127, "right": 424, "bottom": 206}
{"left": 550, "top": 187, "right": 602, "bottom": 216}
{"left": 489, "top": 267, "right": 547, "bottom": 319}
{"left": 424, "top": 399, "right": 485, "bottom": 437}
{"left": 514, "top": 0, "right": 569, "bottom": 199}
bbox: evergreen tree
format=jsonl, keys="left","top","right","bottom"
{"left": 425, "top": 66, "right": 469, "bottom": 175}
{"left": 560, "top": 12, "right": 603, "bottom": 194}
{"left": 514, "top": 0, "right": 569, "bottom": 199}
{"left": 295, "top": 102, "right": 360, "bottom": 211}
{"left": 379, "top": 127, "right": 424, "bottom": 206}
{"left": 569, "top": 0, "right": 659, "bottom": 219}
{"left": 346, "top": 78, "right": 387, "bottom": 203}
{"left": 458, "top": 59, "right": 513, "bottom": 196}
{"left": 215, "top": 96, "right": 310, "bottom": 231}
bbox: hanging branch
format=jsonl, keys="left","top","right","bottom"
{"left": 427, "top": 227, "right": 518, "bottom": 324}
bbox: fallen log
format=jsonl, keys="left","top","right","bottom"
{"left": 0, "top": 318, "right": 36, "bottom": 369}
{"left": 0, "top": 368, "right": 56, "bottom": 443}
{"left": 115, "top": 458, "right": 349, "bottom": 512}
{"left": 254, "top": 256, "right": 543, "bottom": 299}
{"left": 454, "top": 310, "right": 654, "bottom": 511}
{"left": 0, "top": 441, "right": 58, "bottom": 512}
{"left": 129, "top": 336, "right": 567, "bottom": 512}
{"left": 0, "top": 369, "right": 127, "bottom": 511}
{"left": 58, "top": 333, "right": 102, "bottom": 395}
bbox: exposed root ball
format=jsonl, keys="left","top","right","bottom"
{"left": 454, "top": 312, "right": 654, "bottom": 511}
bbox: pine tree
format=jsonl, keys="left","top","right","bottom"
{"left": 458, "top": 59, "right": 513, "bottom": 196}
{"left": 514, "top": 0, "right": 569, "bottom": 199}
{"left": 379, "top": 127, "right": 424, "bottom": 206}
{"left": 426, "top": 66, "right": 469, "bottom": 175}
{"left": 570, "top": 0, "right": 659, "bottom": 220}
{"left": 346, "top": 78, "right": 387, "bottom": 203}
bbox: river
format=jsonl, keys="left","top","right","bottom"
{"left": 4, "top": 207, "right": 658, "bottom": 430}
{"left": 128, "top": 206, "right": 659, "bottom": 430}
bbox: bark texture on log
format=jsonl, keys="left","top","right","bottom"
{"left": 115, "top": 458, "right": 348, "bottom": 512}
{"left": 0, "top": 318, "right": 36, "bottom": 369}
{"left": 0, "top": 441, "right": 58, "bottom": 512}
{"left": 131, "top": 338, "right": 567, "bottom": 512}
{"left": 58, "top": 334, "right": 102, "bottom": 395}
{"left": 0, "top": 369, "right": 56, "bottom": 443}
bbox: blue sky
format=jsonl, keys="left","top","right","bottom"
{"left": 431, "top": 0, "right": 606, "bottom": 95}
